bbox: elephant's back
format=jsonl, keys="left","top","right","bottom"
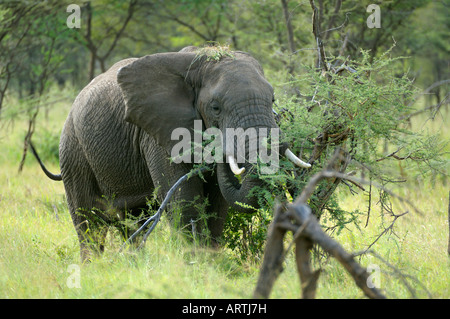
{"left": 70, "top": 58, "right": 137, "bottom": 125}
{"left": 69, "top": 58, "right": 138, "bottom": 158}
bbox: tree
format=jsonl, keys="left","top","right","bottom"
{"left": 0, "top": 1, "right": 75, "bottom": 170}
{"left": 80, "top": 0, "right": 138, "bottom": 80}
{"left": 0, "top": 2, "right": 38, "bottom": 115}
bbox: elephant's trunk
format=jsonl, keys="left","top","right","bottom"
{"left": 217, "top": 161, "right": 263, "bottom": 213}
{"left": 217, "top": 110, "right": 281, "bottom": 213}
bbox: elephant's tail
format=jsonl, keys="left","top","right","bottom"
{"left": 29, "top": 142, "right": 62, "bottom": 181}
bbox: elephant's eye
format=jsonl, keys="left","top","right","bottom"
{"left": 211, "top": 103, "right": 221, "bottom": 114}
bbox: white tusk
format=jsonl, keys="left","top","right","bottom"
{"left": 285, "top": 149, "right": 311, "bottom": 168}
{"left": 227, "top": 155, "right": 245, "bottom": 175}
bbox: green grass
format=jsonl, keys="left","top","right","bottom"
{"left": 0, "top": 95, "right": 448, "bottom": 299}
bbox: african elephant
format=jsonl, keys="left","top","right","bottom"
{"left": 33, "top": 46, "right": 310, "bottom": 262}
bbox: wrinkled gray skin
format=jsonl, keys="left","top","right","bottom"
{"left": 58, "top": 46, "right": 285, "bottom": 262}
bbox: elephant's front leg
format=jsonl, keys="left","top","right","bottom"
{"left": 203, "top": 174, "right": 229, "bottom": 246}
{"left": 142, "top": 137, "right": 206, "bottom": 238}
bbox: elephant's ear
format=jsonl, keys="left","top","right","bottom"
{"left": 117, "top": 52, "right": 199, "bottom": 154}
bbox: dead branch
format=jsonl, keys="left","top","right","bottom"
{"left": 400, "top": 92, "right": 450, "bottom": 121}
{"left": 407, "top": 79, "right": 450, "bottom": 107}
{"left": 365, "top": 250, "right": 433, "bottom": 298}
{"left": 254, "top": 199, "right": 386, "bottom": 299}
{"left": 254, "top": 150, "right": 386, "bottom": 298}
{"left": 281, "top": 0, "right": 296, "bottom": 54}
{"left": 253, "top": 204, "right": 288, "bottom": 299}
{"left": 301, "top": 147, "right": 424, "bottom": 216}
{"left": 354, "top": 211, "right": 409, "bottom": 257}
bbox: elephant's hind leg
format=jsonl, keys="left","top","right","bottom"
{"left": 71, "top": 206, "right": 109, "bottom": 262}
{"left": 60, "top": 132, "right": 108, "bottom": 263}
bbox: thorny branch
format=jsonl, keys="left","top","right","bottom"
{"left": 354, "top": 211, "right": 409, "bottom": 257}
{"left": 364, "top": 250, "right": 433, "bottom": 298}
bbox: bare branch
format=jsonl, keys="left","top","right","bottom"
{"left": 354, "top": 211, "right": 409, "bottom": 257}
{"left": 155, "top": 0, "right": 210, "bottom": 41}
{"left": 401, "top": 92, "right": 450, "bottom": 121}
{"left": 100, "top": 0, "right": 138, "bottom": 63}
{"left": 254, "top": 200, "right": 386, "bottom": 299}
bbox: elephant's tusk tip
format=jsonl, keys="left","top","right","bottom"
{"left": 285, "top": 149, "right": 311, "bottom": 168}
{"left": 227, "top": 155, "right": 245, "bottom": 175}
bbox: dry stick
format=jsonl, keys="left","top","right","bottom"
{"left": 295, "top": 234, "right": 319, "bottom": 299}
{"left": 254, "top": 201, "right": 386, "bottom": 299}
{"left": 121, "top": 166, "right": 210, "bottom": 250}
{"left": 254, "top": 204, "right": 289, "bottom": 299}
{"left": 366, "top": 250, "right": 433, "bottom": 298}
{"left": 289, "top": 204, "right": 386, "bottom": 299}
{"left": 407, "top": 79, "right": 450, "bottom": 108}
{"left": 365, "top": 181, "right": 372, "bottom": 227}
{"left": 354, "top": 211, "right": 409, "bottom": 257}
{"left": 296, "top": 169, "right": 423, "bottom": 216}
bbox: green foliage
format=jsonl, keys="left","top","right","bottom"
{"left": 32, "top": 127, "right": 60, "bottom": 164}
{"left": 223, "top": 48, "right": 447, "bottom": 260}
{"left": 223, "top": 207, "right": 272, "bottom": 262}
{"left": 194, "top": 43, "right": 235, "bottom": 62}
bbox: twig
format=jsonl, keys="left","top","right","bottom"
{"left": 296, "top": 167, "right": 423, "bottom": 216}
{"left": 400, "top": 92, "right": 450, "bottom": 121}
{"left": 407, "top": 79, "right": 450, "bottom": 107}
{"left": 365, "top": 181, "right": 372, "bottom": 227}
{"left": 354, "top": 211, "right": 409, "bottom": 257}
{"left": 320, "top": 12, "right": 350, "bottom": 36}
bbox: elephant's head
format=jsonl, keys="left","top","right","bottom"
{"left": 117, "top": 46, "right": 310, "bottom": 212}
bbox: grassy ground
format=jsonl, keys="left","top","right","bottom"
{"left": 0, "top": 96, "right": 448, "bottom": 299}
